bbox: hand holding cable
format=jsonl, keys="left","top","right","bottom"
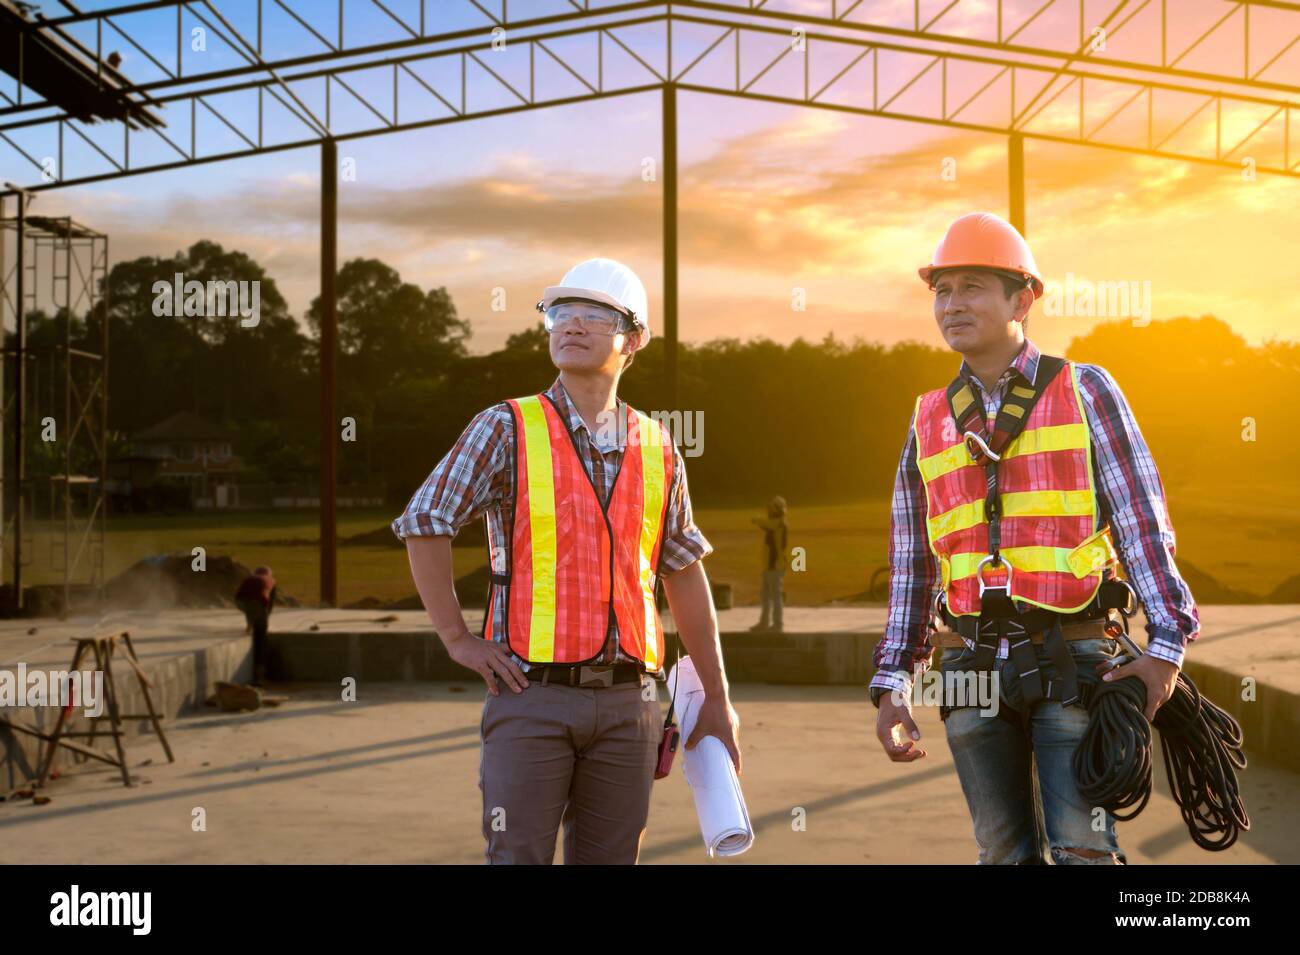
{"left": 1073, "top": 636, "right": 1249, "bottom": 852}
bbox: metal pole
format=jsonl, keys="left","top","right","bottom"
{"left": 1009, "top": 132, "right": 1025, "bottom": 236}
{"left": 100, "top": 233, "right": 108, "bottom": 609}
{"left": 0, "top": 195, "right": 6, "bottom": 591}
{"left": 662, "top": 82, "right": 678, "bottom": 411}
{"left": 319, "top": 138, "right": 338, "bottom": 608}
{"left": 13, "top": 192, "right": 26, "bottom": 612}
{"left": 63, "top": 226, "right": 71, "bottom": 620}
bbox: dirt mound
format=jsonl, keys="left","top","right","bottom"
{"left": 1267, "top": 574, "right": 1300, "bottom": 603}
{"left": 342, "top": 527, "right": 405, "bottom": 548}
{"left": 1174, "top": 560, "right": 1261, "bottom": 604}
{"left": 363, "top": 566, "right": 492, "bottom": 613}
{"left": 105, "top": 554, "right": 300, "bottom": 611}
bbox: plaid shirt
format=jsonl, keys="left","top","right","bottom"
{"left": 392, "top": 375, "right": 712, "bottom": 672}
{"left": 871, "top": 338, "right": 1200, "bottom": 698}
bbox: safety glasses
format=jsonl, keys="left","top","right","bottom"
{"left": 542, "top": 301, "right": 633, "bottom": 336}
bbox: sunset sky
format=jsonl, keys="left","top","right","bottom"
{"left": 8, "top": 0, "right": 1299, "bottom": 355}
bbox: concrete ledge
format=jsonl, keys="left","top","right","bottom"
{"left": 266, "top": 627, "right": 1298, "bottom": 774}
{"left": 1179, "top": 657, "right": 1300, "bottom": 774}
{"left": 269, "top": 629, "right": 878, "bottom": 685}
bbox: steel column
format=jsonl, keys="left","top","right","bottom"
{"left": 1009, "top": 132, "right": 1025, "bottom": 236}
{"left": 319, "top": 138, "right": 337, "bottom": 607}
{"left": 662, "top": 81, "right": 678, "bottom": 411}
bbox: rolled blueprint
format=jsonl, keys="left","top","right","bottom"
{"left": 668, "top": 656, "right": 754, "bottom": 858}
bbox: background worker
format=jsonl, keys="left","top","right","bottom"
{"left": 394, "top": 257, "right": 740, "bottom": 865}
{"left": 869, "top": 212, "right": 1200, "bottom": 864}
{"left": 234, "top": 565, "right": 277, "bottom": 686}
{"left": 750, "top": 495, "right": 788, "bottom": 632}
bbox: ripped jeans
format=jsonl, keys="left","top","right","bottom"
{"left": 941, "top": 636, "right": 1127, "bottom": 865}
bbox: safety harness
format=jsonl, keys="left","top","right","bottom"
{"left": 935, "top": 354, "right": 1123, "bottom": 723}
{"left": 932, "top": 357, "right": 1250, "bottom": 853}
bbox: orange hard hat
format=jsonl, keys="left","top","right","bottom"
{"left": 918, "top": 212, "right": 1044, "bottom": 299}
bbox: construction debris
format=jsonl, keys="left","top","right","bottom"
{"left": 104, "top": 554, "right": 300, "bottom": 611}
{"left": 209, "top": 682, "right": 289, "bottom": 712}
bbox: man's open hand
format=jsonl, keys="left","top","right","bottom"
{"left": 876, "top": 692, "right": 927, "bottom": 762}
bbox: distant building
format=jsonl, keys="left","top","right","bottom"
{"left": 106, "top": 411, "right": 383, "bottom": 511}
{"left": 109, "top": 411, "right": 242, "bottom": 509}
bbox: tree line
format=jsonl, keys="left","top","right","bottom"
{"left": 9, "top": 239, "right": 1296, "bottom": 508}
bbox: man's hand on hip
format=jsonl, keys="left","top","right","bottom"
{"left": 444, "top": 630, "right": 528, "bottom": 695}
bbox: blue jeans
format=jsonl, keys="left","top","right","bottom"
{"left": 940, "top": 635, "right": 1128, "bottom": 865}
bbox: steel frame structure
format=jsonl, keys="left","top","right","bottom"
{"left": 3, "top": 1, "right": 1300, "bottom": 185}
{"left": 0, "top": 200, "right": 109, "bottom": 616}
{"left": 3, "top": 0, "right": 1296, "bottom": 604}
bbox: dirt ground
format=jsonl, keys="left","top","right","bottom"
{"left": 1, "top": 682, "right": 1293, "bottom": 865}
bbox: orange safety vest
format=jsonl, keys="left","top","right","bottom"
{"left": 487, "top": 393, "right": 675, "bottom": 670}
{"left": 913, "top": 362, "right": 1120, "bottom": 616}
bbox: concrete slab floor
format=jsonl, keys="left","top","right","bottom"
{"left": 0, "top": 683, "right": 1293, "bottom": 865}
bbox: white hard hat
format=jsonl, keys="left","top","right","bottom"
{"left": 536, "top": 257, "right": 651, "bottom": 349}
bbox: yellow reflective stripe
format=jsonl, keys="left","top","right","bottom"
{"left": 918, "top": 443, "right": 975, "bottom": 482}
{"left": 1002, "top": 422, "right": 1088, "bottom": 459}
{"left": 928, "top": 491, "right": 1094, "bottom": 545}
{"left": 518, "top": 397, "right": 557, "bottom": 662}
{"left": 1066, "top": 524, "right": 1119, "bottom": 578}
{"left": 1000, "top": 489, "right": 1095, "bottom": 517}
{"left": 637, "top": 413, "right": 666, "bottom": 670}
{"left": 927, "top": 500, "right": 984, "bottom": 541}
{"left": 948, "top": 546, "right": 1082, "bottom": 580}
{"left": 920, "top": 421, "right": 1089, "bottom": 480}
{"left": 951, "top": 387, "right": 976, "bottom": 419}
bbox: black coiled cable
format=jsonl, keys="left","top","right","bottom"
{"left": 1073, "top": 665, "right": 1250, "bottom": 851}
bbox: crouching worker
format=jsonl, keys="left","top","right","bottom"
{"left": 393, "top": 258, "right": 740, "bottom": 865}
{"left": 869, "top": 213, "right": 1199, "bottom": 864}
{"left": 234, "top": 565, "right": 277, "bottom": 686}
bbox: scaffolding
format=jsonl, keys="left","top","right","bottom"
{"left": 0, "top": 196, "right": 109, "bottom": 617}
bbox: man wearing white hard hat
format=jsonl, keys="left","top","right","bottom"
{"left": 394, "top": 257, "right": 739, "bottom": 864}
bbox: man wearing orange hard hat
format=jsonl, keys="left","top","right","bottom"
{"left": 869, "top": 212, "right": 1200, "bottom": 864}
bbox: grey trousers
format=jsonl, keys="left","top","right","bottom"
{"left": 478, "top": 676, "right": 661, "bottom": 864}
{"left": 759, "top": 568, "right": 785, "bottom": 628}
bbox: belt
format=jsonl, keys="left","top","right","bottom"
{"left": 935, "top": 578, "right": 1135, "bottom": 637}
{"left": 929, "top": 616, "right": 1116, "bottom": 648}
{"left": 531, "top": 664, "right": 647, "bottom": 688}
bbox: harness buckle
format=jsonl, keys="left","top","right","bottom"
{"left": 976, "top": 553, "right": 1013, "bottom": 598}
{"left": 577, "top": 666, "right": 615, "bottom": 688}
